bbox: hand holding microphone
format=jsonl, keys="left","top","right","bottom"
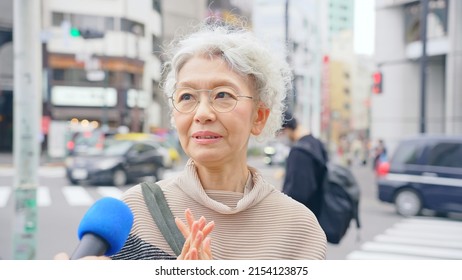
{"left": 55, "top": 197, "right": 133, "bottom": 260}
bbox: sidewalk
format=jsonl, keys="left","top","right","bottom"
{"left": 0, "top": 152, "right": 64, "bottom": 167}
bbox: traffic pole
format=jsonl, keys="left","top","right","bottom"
{"left": 419, "top": 0, "right": 428, "bottom": 134}
{"left": 13, "top": 0, "right": 42, "bottom": 259}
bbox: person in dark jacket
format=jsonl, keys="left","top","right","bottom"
{"left": 281, "top": 112, "right": 328, "bottom": 217}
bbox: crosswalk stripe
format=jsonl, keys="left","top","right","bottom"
{"left": 62, "top": 186, "right": 94, "bottom": 206}
{"left": 96, "top": 187, "right": 124, "bottom": 199}
{"left": 359, "top": 241, "right": 462, "bottom": 259}
{"left": 374, "top": 234, "right": 462, "bottom": 250}
{"left": 0, "top": 166, "right": 66, "bottom": 178}
{"left": 402, "top": 217, "right": 462, "bottom": 228}
{"left": 0, "top": 186, "right": 11, "bottom": 207}
{"left": 346, "top": 218, "right": 462, "bottom": 260}
{"left": 347, "top": 251, "right": 435, "bottom": 260}
{"left": 37, "top": 186, "right": 51, "bottom": 207}
{"left": 385, "top": 227, "right": 462, "bottom": 241}
{"left": 0, "top": 185, "right": 126, "bottom": 208}
{"left": 0, "top": 169, "right": 14, "bottom": 177}
{"left": 394, "top": 219, "right": 462, "bottom": 234}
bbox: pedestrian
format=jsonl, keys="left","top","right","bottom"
{"left": 373, "top": 139, "right": 387, "bottom": 172}
{"left": 55, "top": 19, "right": 326, "bottom": 260}
{"left": 280, "top": 112, "right": 329, "bottom": 219}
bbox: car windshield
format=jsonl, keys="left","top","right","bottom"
{"left": 391, "top": 140, "right": 424, "bottom": 165}
{"left": 102, "top": 140, "right": 133, "bottom": 156}
{"left": 71, "top": 130, "right": 105, "bottom": 155}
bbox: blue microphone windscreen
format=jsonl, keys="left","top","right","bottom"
{"left": 77, "top": 197, "right": 134, "bottom": 256}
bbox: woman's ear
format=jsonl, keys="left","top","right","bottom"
{"left": 251, "top": 105, "right": 270, "bottom": 136}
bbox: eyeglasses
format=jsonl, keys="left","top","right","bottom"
{"left": 170, "top": 86, "right": 254, "bottom": 113}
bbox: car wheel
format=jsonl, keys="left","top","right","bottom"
{"left": 394, "top": 189, "right": 422, "bottom": 217}
{"left": 112, "top": 169, "right": 127, "bottom": 187}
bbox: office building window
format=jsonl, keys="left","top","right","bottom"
{"left": 404, "top": 0, "right": 448, "bottom": 43}
{"left": 121, "top": 18, "right": 145, "bottom": 36}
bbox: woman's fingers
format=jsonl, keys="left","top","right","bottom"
{"left": 192, "top": 230, "right": 204, "bottom": 249}
{"left": 185, "top": 248, "right": 198, "bottom": 260}
{"left": 176, "top": 209, "right": 214, "bottom": 260}
{"left": 198, "top": 237, "right": 212, "bottom": 260}
{"left": 177, "top": 236, "right": 191, "bottom": 260}
{"left": 202, "top": 221, "right": 215, "bottom": 237}
{"left": 185, "top": 208, "right": 195, "bottom": 228}
{"left": 175, "top": 217, "right": 189, "bottom": 238}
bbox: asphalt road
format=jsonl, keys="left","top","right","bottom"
{"left": 1, "top": 154, "right": 461, "bottom": 260}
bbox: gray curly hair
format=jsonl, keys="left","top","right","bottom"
{"left": 162, "top": 20, "right": 293, "bottom": 141}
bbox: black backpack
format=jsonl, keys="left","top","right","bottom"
{"left": 319, "top": 162, "right": 361, "bottom": 244}
{"left": 293, "top": 142, "right": 361, "bottom": 244}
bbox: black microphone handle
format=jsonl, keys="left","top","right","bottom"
{"left": 70, "top": 233, "right": 109, "bottom": 260}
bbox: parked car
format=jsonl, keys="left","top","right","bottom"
{"left": 65, "top": 139, "right": 166, "bottom": 186}
{"left": 262, "top": 140, "right": 290, "bottom": 166}
{"left": 112, "top": 133, "right": 182, "bottom": 168}
{"left": 66, "top": 128, "right": 117, "bottom": 156}
{"left": 377, "top": 135, "right": 462, "bottom": 217}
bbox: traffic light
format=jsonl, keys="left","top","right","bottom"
{"left": 70, "top": 27, "right": 80, "bottom": 37}
{"left": 372, "top": 71, "right": 383, "bottom": 94}
{"left": 69, "top": 27, "right": 104, "bottom": 39}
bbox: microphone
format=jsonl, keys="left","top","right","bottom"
{"left": 70, "top": 197, "right": 134, "bottom": 260}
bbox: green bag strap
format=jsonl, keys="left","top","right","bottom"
{"left": 141, "top": 182, "right": 185, "bottom": 257}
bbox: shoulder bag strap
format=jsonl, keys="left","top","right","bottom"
{"left": 141, "top": 182, "right": 185, "bottom": 257}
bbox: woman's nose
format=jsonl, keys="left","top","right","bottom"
{"left": 194, "top": 96, "right": 216, "bottom": 123}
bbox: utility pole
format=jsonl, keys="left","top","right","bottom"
{"left": 419, "top": 0, "right": 428, "bottom": 133}
{"left": 285, "top": 0, "right": 290, "bottom": 64}
{"left": 13, "top": 0, "right": 42, "bottom": 259}
{"left": 285, "top": 0, "right": 295, "bottom": 113}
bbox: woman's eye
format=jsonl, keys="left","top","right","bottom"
{"left": 215, "top": 91, "right": 233, "bottom": 99}
{"left": 179, "top": 93, "right": 194, "bottom": 101}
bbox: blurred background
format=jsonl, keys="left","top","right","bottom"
{"left": 0, "top": 0, "right": 461, "bottom": 260}
{"left": 0, "top": 0, "right": 459, "bottom": 164}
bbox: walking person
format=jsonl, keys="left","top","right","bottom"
{"left": 373, "top": 139, "right": 388, "bottom": 172}
{"left": 280, "top": 112, "right": 328, "bottom": 218}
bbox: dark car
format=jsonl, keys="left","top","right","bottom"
{"left": 377, "top": 135, "right": 462, "bottom": 217}
{"left": 65, "top": 139, "right": 166, "bottom": 186}
{"left": 66, "top": 129, "right": 117, "bottom": 156}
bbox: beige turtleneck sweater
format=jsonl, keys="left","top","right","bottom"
{"left": 112, "top": 159, "right": 327, "bottom": 260}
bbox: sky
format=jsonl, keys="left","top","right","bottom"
{"left": 354, "top": 0, "right": 375, "bottom": 55}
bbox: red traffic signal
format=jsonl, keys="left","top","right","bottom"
{"left": 372, "top": 71, "right": 383, "bottom": 94}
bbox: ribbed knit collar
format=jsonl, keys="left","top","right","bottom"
{"left": 175, "top": 159, "right": 276, "bottom": 214}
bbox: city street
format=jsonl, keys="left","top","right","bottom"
{"left": 0, "top": 153, "right": 461, "bottom": 260}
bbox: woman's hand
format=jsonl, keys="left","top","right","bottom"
{"left": 175, "top": 208, "right": 215, "bottom": 260}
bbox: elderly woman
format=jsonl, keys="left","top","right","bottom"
{"left": 54, "top": 21, "right": 325, "bottom": 261}
{"left": 107, "top": 22, "right": 327, "bottom": 260}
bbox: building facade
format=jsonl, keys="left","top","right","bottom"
{"left": 252, "top": 0, "right": 323, "bottom": 136}
{"left": 0, "top": 0, "right": 164, "bottom": 156}
{"left": 43, "top": 0, "right": 162, "bottom": 134}
{"left": 373, "top": 0, "right": 462, "bottom": 153}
